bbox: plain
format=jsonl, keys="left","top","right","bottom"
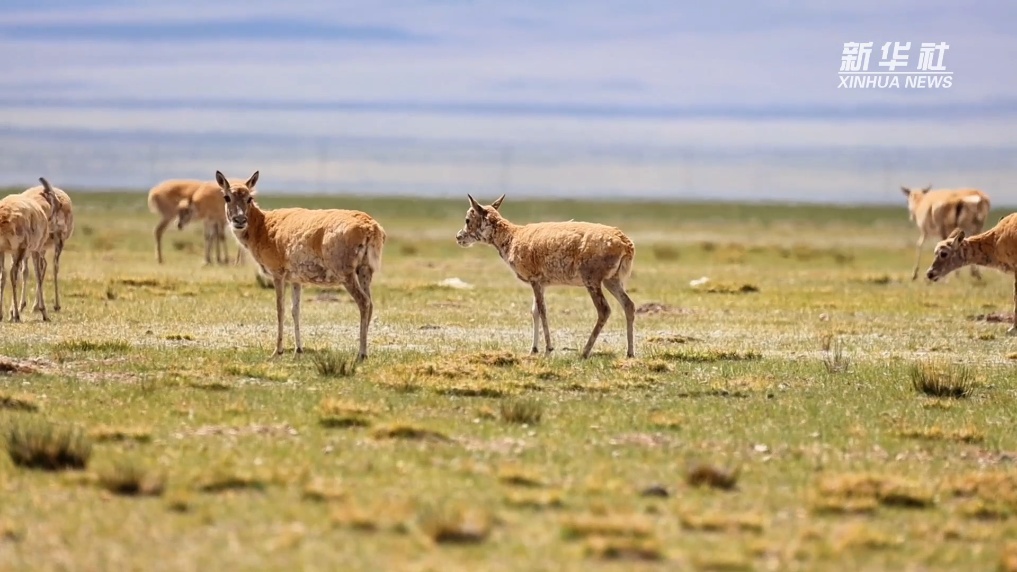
{"left": 1, "top": 190, "right": 1017, "bottom": 572}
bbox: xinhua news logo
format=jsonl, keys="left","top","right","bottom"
{"left": 839, "top": 42, "right": 952, "bottom": 89}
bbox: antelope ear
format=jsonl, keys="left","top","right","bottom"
{"left": 947, "top": 228, "right": 965, "bottom": 244}
{"left": 215, "top": 170, "right": 229, "bottom": 191}
{"left": 900, "top": 186, "right": 911, "bottom": 197}
{"left": 491, "top": 194, "right": 505, "bottom": 210}
{"left": 246, "top": 170, "right": 259, "bottom": 190}
{"left": 921, "top": 184, "right": 932, "bottom": 193}
{"left": 467, "top": 194, "right": 484, "bottom": 215}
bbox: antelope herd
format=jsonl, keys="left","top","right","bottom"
{"left": 0, "top": 174, "right": 1009, "bottom": 359}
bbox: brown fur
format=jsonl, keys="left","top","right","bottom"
{"left": 18, "top": 181, "right": 73, "bottom": 312}
{"left": 902, "top": 184, "right": 991, "bottom": 280}
{"left": 216, "top": 170, "right": 386, "bottom": 360}
{"left": 147, "top": 178, "right": 216, "bottom": 263}
{"left": 456, "top": 194, "right": 636, "bottom": 358}
{"left": 926, "top": 214, "right": 1017, "bottom": 332}
{"left": 0, "top": 178, "right": 57, "bottom": 322}
{"left": 176, "top": 183, "right": 238, "bottom": 266}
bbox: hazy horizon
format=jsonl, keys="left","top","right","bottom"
{"left": 3, "top": 1, "right": 1015, "bottom": 204}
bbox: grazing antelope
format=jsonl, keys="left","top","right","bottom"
{"left": 216, "top": 170, "right": 386, "bottom": 360}
{"left": 926, "top": 214, "right": 1017, "bottom": 334}
{"left": 176, "top": 183, "right": 238, "bottom": 266}
{"left": 901, "top": 184, "right": 991, "bottom": 280}
{"left": 0, "top": 179, "right": 57, "bottom": 322}
{"left": 455, "top": 194, "right": 636, "bottom": 359}
{"left": 18, "top": 178, "right": 74, "bottom": 312}
{"left": 147, "top": 178, "right": 216, "bottom": 264}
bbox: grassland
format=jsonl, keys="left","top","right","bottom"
{"left": 2, "top": 189, "right": 1017, "bottom": 571}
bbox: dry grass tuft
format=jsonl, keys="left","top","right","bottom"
{"left": 910, "top": 361, "right": 974, "bottom": 398}
{"left": 96, "top": 458, "right": 166, "bottom": 496}
{"left": 318, "top": 398, "right": 379, "bottom": 428}
{"left": 815, "top": 473, "right": 934, "bottom": 510}
{"left": 504, "top": 489, "right": 565, "bottom": 510}
{"left": 499, "top": 397, "right": 543, "bottom": 425}
{"left": 435, "top": 383, "right": 508, "bottom": 398}
{"left": 4, "top": 418, "right": 92, "bottom": 471}
{"left": 584, "top": 536, "right": 664, "bottom": 561}
{"left": 188, "top": 379, "right": 233, "bottom": 391}
{"left": 830, "top": 523, "right": 904, "bottom": 552}
{"left": 686, "top": 462, "right": 740, "bottom": 491}
{"left": 678, "top": 512, "right": 766, "bottom": 533}
{"left": 370, "top": 423, "right": 451, "bottom": 442}
{"left": 895, "top": 424, "right": 985, "bottom": 444}
{"left": 658, "top": 349, "right": 761, "bottom": 363}
{"left": 332, "top": 498, "right": 414, "bottom": 533}
{"left": 418, "top": 504, "right": 493, "bottom": 544}
{"left": 497, "top": 465, "right": 544, "bottom": 488}
{"left": 88, "top": 425, "right": 153, "bottom": 443}
{"left": 0, "top": 392, "right": 39, "bottom": 412}
{"left": 54, "top": 339, "right": 132, "bottom": 353}
{"left": 197, "top": 471, "right": 268, "bottom": 494}
{"left": 302, "top": 477, "right": 347, "bottom": 503}
{"left": 468, "top": 351, "right": 519, "bottom": 367}
{"left": 311, "top": 350, "right": 358, "bottom": 378}
{"left": 561, "top": 514, "right": 653, "bottom": 540}
{"left": 942, "top": 472, "right": 1017, "bottom": 519}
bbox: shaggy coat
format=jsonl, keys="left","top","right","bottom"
{"left": 216, "top": 170, "right": 386, "bottom": 360}
{"left": 902, "top": 185, "right": 991, "bottom": 280}
{"left": 147, "top": 178, "right": 217, "bottom": 263}
{"left": 0, "top": 178, "right": 57, "bottom": 322}
{"left": 177, "top": 182, "right": 236, "bottom": 265}
{"left": 926, "top": 213, "right": 1017, "bottom": 332}
{"left": 456, "top": 194, "right": 636, "bottom": 358}
{"left": 18, "top": 180, "right": 73, "bottom": 312}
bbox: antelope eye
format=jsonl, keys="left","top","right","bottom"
{"left": 938, "top": 251, "right": 947, "bottom": 259}
{"left": 247, "top": 197, "right": 253, "bottom": 204}
{"left": 224, "top": 196, "right": 231, "bottom": 203}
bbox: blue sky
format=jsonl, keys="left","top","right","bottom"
{"left": 1, "top": 0, "right": 1015, "bottom": 202}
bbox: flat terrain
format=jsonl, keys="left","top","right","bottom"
{"left": 2, "top": 189, "right": 1017, "bottom": 571}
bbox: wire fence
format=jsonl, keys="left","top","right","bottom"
{"left": 1, "top": 127, "right": 1014, "bottom": 206}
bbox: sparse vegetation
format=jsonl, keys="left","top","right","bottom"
{"left": 499, "top": 397, "right": 543, "bottom": 425}
{"left": 0, "top": 392, "right": 39, "bottom": 412}
{"left": 311, "top": 350, "right": 359, "bottom": 378}
{"left": 1, "top": 193, "right": 1015, "bottom": 570}
{"left": 4, "top": 418, "right": 92, "bottom": 471}
{"left": 96, "top": 458, "right": 166, "bottom": 496}
{"left": 686, "top": 462, "right": 740, "bottom": 491}
{"left": 910, "top": 361, "right": 975, "bottom": 398}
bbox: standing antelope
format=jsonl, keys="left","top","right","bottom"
{"left": 0, "top": 178, "right": 57, "bottom": 322}
{"left": 902, "top": 184, "right": 991, "bottom": 280}
{"left": 18, "top": 178, "right": 74, "bottom": 312}
{"left": 926, "top": 215, "right": 1017, "bottom": 334}
{"left": 176, "top": 183, "right": 239, "bottom": 266}
{"left": 147, "top": 178, "right": 216, "bottom": 264}
{"left": 455, "top": 194, "right": 636, "bottom": 359}
{"left": 216, "top": 170, "right": 386, "bottom": 360}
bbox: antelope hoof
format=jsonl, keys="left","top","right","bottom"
{"left": 54, "top": 304, "right": 61, "bottom": 312}
{"left": 295, "top": 347, "right": 304, "bottom": 355}
{"left": 531, "top": 346, "right": 538, "bottom": 354}
{"left": 357, "top": 352, "right": 368, "bottom": 362}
